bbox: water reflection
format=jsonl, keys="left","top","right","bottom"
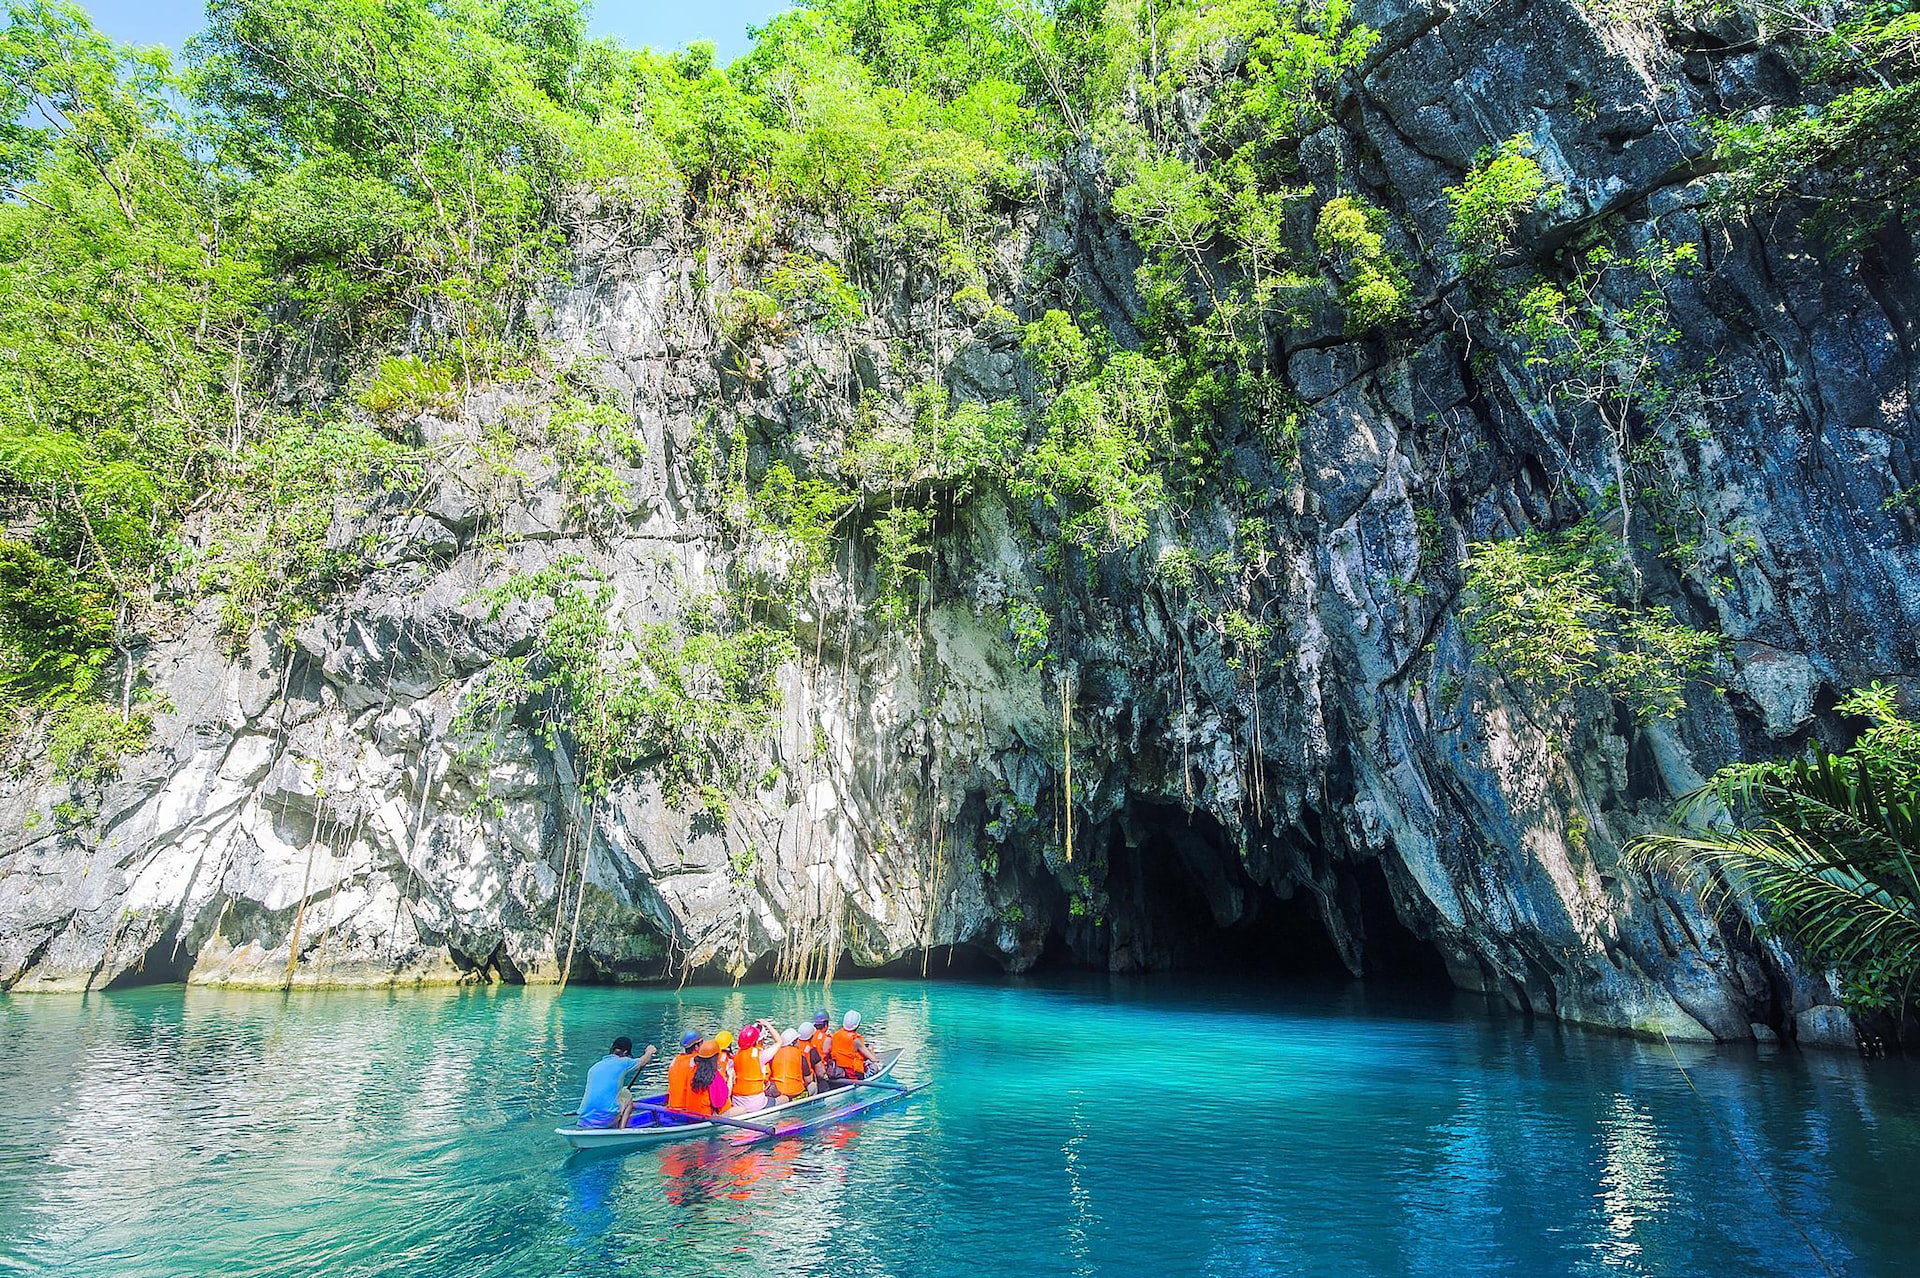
{"left": 1, "top": 978, "right": 1917, "bottom": 1277}
{"left": 1594, "top": 1093, "right": 1669, "bottom": 1266}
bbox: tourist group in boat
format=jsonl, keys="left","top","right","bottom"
{"left": 576, "top": 1010, "right": 879, "bottom": 1130}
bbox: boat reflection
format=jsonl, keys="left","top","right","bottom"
{"left": 658, "top": 1134, "right": 822, "bottom": 1204}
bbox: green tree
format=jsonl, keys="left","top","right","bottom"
{"left": 1315, "top": 195, "right": 1411, "bottom": 331}
{"left": 1463, "top": 523, "right": 1718, "bottom": 720}
{"left": 1445, "top": 134, "right": 1556, "bottom": 272}
{"left": 0, "top": 1, "right": 262, "bottom": 762}
{"left": 1516, "top": 239, "right": 1697, "bottom": 562}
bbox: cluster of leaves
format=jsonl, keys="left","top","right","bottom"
{"left": 1631, "top": 683, "right": 1920, "bottom": 1017}
{"left": 1713, "top": 0, "right": 1920, "bottom": 251}
{"left": 747, "top": 461, "right": 857, "bottom": 585}
{"left": 1462, "top": 522, "right": 1719, "bottom": 720}
{"left": 1516, "top": 239, "right": 1698, "bottom": 552}
{"left": 1004, "top": 598, "right": 1052, "bottom": 667}
{"left": 0, "top": 538, "right": 116, "bottom": 703}
{"left": 1011, "top": 327, "right": 1171, "bottom": 558}
{"left": 870, "top": 505, "right": 937, "bottom": 623}
{"left": 1445, "top": 134, "right": 1557, "bottom": 273}
{"left": 356, "top": 356, "right": 458, "bottom": 421}
{"left": 1314, "top": 195, "right": 1412, "bottom": 331}
{"left": 541, "top": 385, "right": 645, "bottom": 534}
{"left": 729, "top": 382, "right": 1022, "bottom": 622}
{"left": 765, "top": 254, "right": 864, "bottom": 330}
{"left": 1219, "top": 607, "right": 1275, "bottom": 669}
{"left": 199, "top": 418, "right": 420, "bottom": 642}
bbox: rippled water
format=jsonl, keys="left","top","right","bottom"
{"left": 1, "top": 976, "right": 1915, "bottom": 1276}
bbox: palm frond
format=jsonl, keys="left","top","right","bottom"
{"left": 1628, "top": 822, "right": 1920, "bottom": 981}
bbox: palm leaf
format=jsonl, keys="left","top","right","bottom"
{"left": 1628, "top": 823, "right": 1920, "bottom": 979}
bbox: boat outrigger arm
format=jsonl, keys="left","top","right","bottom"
{"left": 554, "top": 1047, "right": 908, "bottom": 1150}
{"left": 720, "top": 1080, "right": 930, "bottom": 1147}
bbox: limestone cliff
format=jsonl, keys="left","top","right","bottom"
{"left": 3, "top": 0, "right": 1915, "bottom": 1048}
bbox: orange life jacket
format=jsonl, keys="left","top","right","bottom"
{"left": 808, "top": 1029, "right": 831, "bottom": 1060}
{"left": 734, "top": 1044, "right": 768, "bottom": 1093}
{"left": 769, "top": 1044, "right": 809, "bottom": 1098}
{"left": 666, "top": 1053, "right": 700, "bottom": 1112}
{"left": 829, "top": 1028, "right": 868, "bottom": 1074}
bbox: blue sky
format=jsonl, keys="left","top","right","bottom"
{"left": 69, "top": 0, "right": 788, "bottom": 63}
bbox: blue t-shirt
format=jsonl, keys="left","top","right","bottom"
{"left": 578, "top": 1054, "right": 636, "bottom": 1128}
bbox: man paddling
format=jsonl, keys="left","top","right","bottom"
{"left": 578, "top": 1037, "right": 657, "bottom": 1129}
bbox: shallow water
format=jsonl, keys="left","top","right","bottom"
{"left": 0, "top": 975, "right": 1914, "bottom": 1277}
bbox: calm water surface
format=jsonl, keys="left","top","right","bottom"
{"left": 0, "top": 975, "right": 1915, "bottom": 1277}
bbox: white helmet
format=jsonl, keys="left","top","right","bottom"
{"left": 842, "top": 1010, "right": 861, "bottom": 1030}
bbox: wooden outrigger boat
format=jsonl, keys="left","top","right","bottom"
{"left": 555, "top": 1047, "right": 908, "bottom": 1150}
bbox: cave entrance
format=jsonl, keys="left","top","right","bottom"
{"left": 101, "top": 929, "right": 196, "bottom": 989}
{"left": 1055, "top": 801, "right": 1451, "bottom": 986}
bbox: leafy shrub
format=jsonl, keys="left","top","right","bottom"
{"left": 1157, "top": 544, "right": 1200, "bottom": 593}
{"left": 620, "top": 621, "right": 796, "bottom": 814}
{"left": 1709, "top": 6, "right": 1920, "bottom": 250}
{"left": 1021, "top": 310, "right": 1093, "bottom": 386}
{"left": 1005, "top": 599, "right": 1051, "bottom": 666}
{"left": 0, "top": 540, "right": 117, "bottom": 702}
{"left": 1445, "top": 134, "right": 1556, "bottom": 272}
{"left": 1462, "top": 524, "right": 1719, "bottom": 720}
{"left": 766, "top": 254, "right": 863, "bottom": 329}
{"left": 1011, "top": 353, "right": 1169, "bottom": 555}
{"left": 750, "top": 461, "right": 855, "bottom": 580}
{"left": 356, "top": 356, "right": 456, "bottom": 420}
{"left": 871, "top": 505, "right": 936, "bottom": 623}
{"left": 1515, "top": 239, "right": 1697, "bottom": 552}
{"left": 1315, "top": 197, "right": 1411, "bottom": 331}
{"left": 201, "top": 417, "right": 417, "bottom": 641}
{"left": 47, "top": 700, "right": 151, "bottom": 786}
{"left": 720, "top": 288, "right": 783, "bottom": 346}
{"left": 466, "top": 564, "right": 794, "bottom": 809}
{"left": 1219, "top": 608, "right": 1273, "bottom": 669}
{"left": 545, "top": 391, "right": 644, "bottom": 531}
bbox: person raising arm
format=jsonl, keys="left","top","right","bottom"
{"left": 578, "top": 1037, "right": 656, "bottom": 1129}
{"left": 768, "top": 1028, "right": 815, "bottom": 1101}
{"left": 730, "top": 1025, "right": 771, "bottom": 1114}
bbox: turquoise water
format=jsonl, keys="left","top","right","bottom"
{"left": 1, "top": 977, "right": 1915, "bottom": 1277}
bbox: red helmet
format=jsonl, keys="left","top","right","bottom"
{"left": 738, "top": 1024, "right": 760, "bottom": 1049}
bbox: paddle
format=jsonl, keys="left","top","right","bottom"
{"left": 628, "top": 1100, "right": 778, "bottom": 1136}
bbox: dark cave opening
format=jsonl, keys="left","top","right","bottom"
{"left": 1042, "top": 801, "right": 1453, "bottom": 987}
{"left": 101, "top": 930, "right": 196, "bottom": 989}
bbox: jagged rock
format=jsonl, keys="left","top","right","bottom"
{"left": 1, "top": 0, "right": 1914, "bottom": 1052}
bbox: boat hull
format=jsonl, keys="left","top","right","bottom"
{"left": 554, "top": 1047, "right": 903, "bottom": 1150}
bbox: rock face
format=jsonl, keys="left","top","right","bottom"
{"left": 2, "top": 0, "right": 1914, "bottom": 1046}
